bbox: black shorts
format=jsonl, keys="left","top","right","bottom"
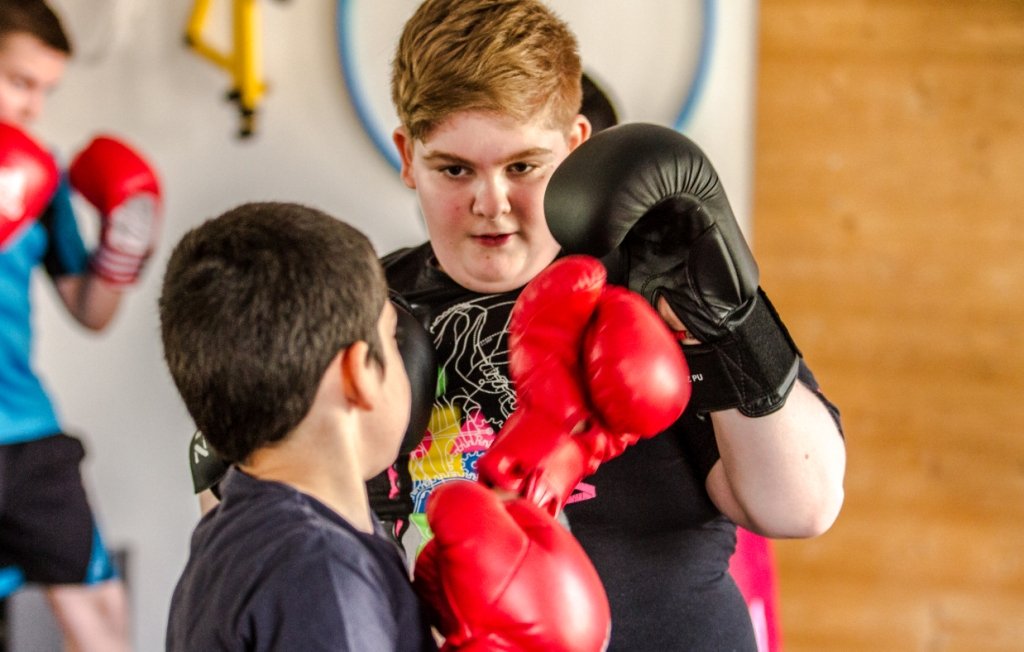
{"left": 0, "top": 434, "right": 118, "bottom": 587}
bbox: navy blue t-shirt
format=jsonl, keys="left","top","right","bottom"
{"left": 167, "top": 467, "right": 436, "bottom": 652}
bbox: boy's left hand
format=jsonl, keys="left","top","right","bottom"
{"left": 70, "top": 135, "right": 163, "bottom": 287}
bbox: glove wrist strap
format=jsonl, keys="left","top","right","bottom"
{"left": 683, "top": 288, "right": 800, "bottom": 417}
{"left": 90, "top": 247, "right": 144, "bottom": 286}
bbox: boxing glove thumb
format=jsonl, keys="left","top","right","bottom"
{"left": 0, "top": 122, "right": 59, "bottom": 249}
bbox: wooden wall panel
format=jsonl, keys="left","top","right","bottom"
{"left": 753, "top": 1, "right": 1024, "bottom": 650}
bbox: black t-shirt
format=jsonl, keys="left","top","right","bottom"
{"left": 383, "top": 243, "right": 838, "bottom": 651}
{"left": 167, "top": 467, "right": 436, "bottom": 652}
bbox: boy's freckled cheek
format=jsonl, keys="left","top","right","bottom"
{"left": 440, "top": 202, "right": 462, "bottom": 219}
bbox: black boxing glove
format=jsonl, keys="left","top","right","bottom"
{"left": 545, "top": 122, "right": 799, "bottom": 417}
{"left": 189, "top": 430, "right": 228, "bottom": 496}
{"left": 391, "top": 291, "right": 436, "bottom": 456}
{"left": 188, "top": 295, "right": 437, "bottom": 498}
{"left": 367, "top": 293, "right": 437, "bottom": 541}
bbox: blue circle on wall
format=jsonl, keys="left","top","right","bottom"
{"left": 336, "top": 0, "right": 716, "bottom": 172}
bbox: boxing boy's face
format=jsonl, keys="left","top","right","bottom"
{"left": 0, "top": 33, "right": 66, "bottom": 127}
{"left": 394, "top": 109, "right": 589, "bottom": 294}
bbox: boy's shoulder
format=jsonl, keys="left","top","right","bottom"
{"left": 382, "top": 242, "right": 526, "bottom": 327}
{"left": 211, "top": 471, "right": 403, "bottom": 571}
{"left": 181, "top": 471, "right": 406, "bottom": 613}
{"left": 381, "top": 242, "right": 433, "bottom": 279}
{"left": 382, "top": 242, "right": 466, "bottom": 308}
{"left": 196, "top": 471, "right": 347, "bottom": 556}
{"left": 172, "top": 489, "right": 418, "bottom": 651}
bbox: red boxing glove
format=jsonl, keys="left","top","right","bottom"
{"left": 70, "top": 135, "right": 162, "bottom": 286}
{"left": 507, "top": 254, "right": 606, "bottom": 431}
{"left": 480, "top": 256, "right": 690, "bottom": 514}
{"left": 541, "top": 286, "right": 691, "bottom": 496}
{"left": 0, "top": 122, "right": 59, "bottom": 250}
{"left": 582, "top": 286, "right": 691, "bottom": 437}
{"left": 477, "top": 256, "right": 606, "bottom": 499}
{"left": 413, "top": 481, "right": 610, "bottom": 652}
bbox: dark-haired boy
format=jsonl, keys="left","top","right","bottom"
{"left": 161, "top": 202, "right": 436, "bottom": 651}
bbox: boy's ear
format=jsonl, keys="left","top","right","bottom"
{"left": 392, "top": 127, "right": 416, "bottom": 189}
{"left": 340, "top": 341, "right": 375, "bottom": 410}
{"left": 568, "top": 114, "right": 592, "bottom": 152}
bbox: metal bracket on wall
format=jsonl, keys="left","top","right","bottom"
{"left": 184, "top": 0, "right": 286, "bottom": 138}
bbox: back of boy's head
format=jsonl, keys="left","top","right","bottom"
{"left": 159, "top": 202, "right": 387, "bottom": 465}
{"left": 392, "top": 0, "right": 582, "bottom": 141}
{"left": 0, "top": 0, "right": 72, "bottom": 55}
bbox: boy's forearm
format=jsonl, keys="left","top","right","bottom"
{"left": 708, "top": 380, "right": 847, "bottom": 538}
{"left": 55, "top": 273, "right": 125, "bottom": 331}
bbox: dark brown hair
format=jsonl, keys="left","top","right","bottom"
{"left": 159, "top": 202, "right": 387, "bottom": 463}
{"left": 0, "top": 0, "right": 72, "bottom": 55}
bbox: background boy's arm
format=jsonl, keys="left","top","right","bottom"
{"left": 57, "top": 135, "right": 163, "bottom": 330}
{"left": 55, "top": 273, "right": 125, "bottom": 330}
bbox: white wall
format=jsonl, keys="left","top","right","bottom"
{"left": 27, "top": 2, "right": 756, "bottom": 649}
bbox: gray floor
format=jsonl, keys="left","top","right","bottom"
{"left": 5, "top": 587, "right": 63, "bottom": 651}
{"left": 1, "top": 549, "right": 129, "bottom": 652}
